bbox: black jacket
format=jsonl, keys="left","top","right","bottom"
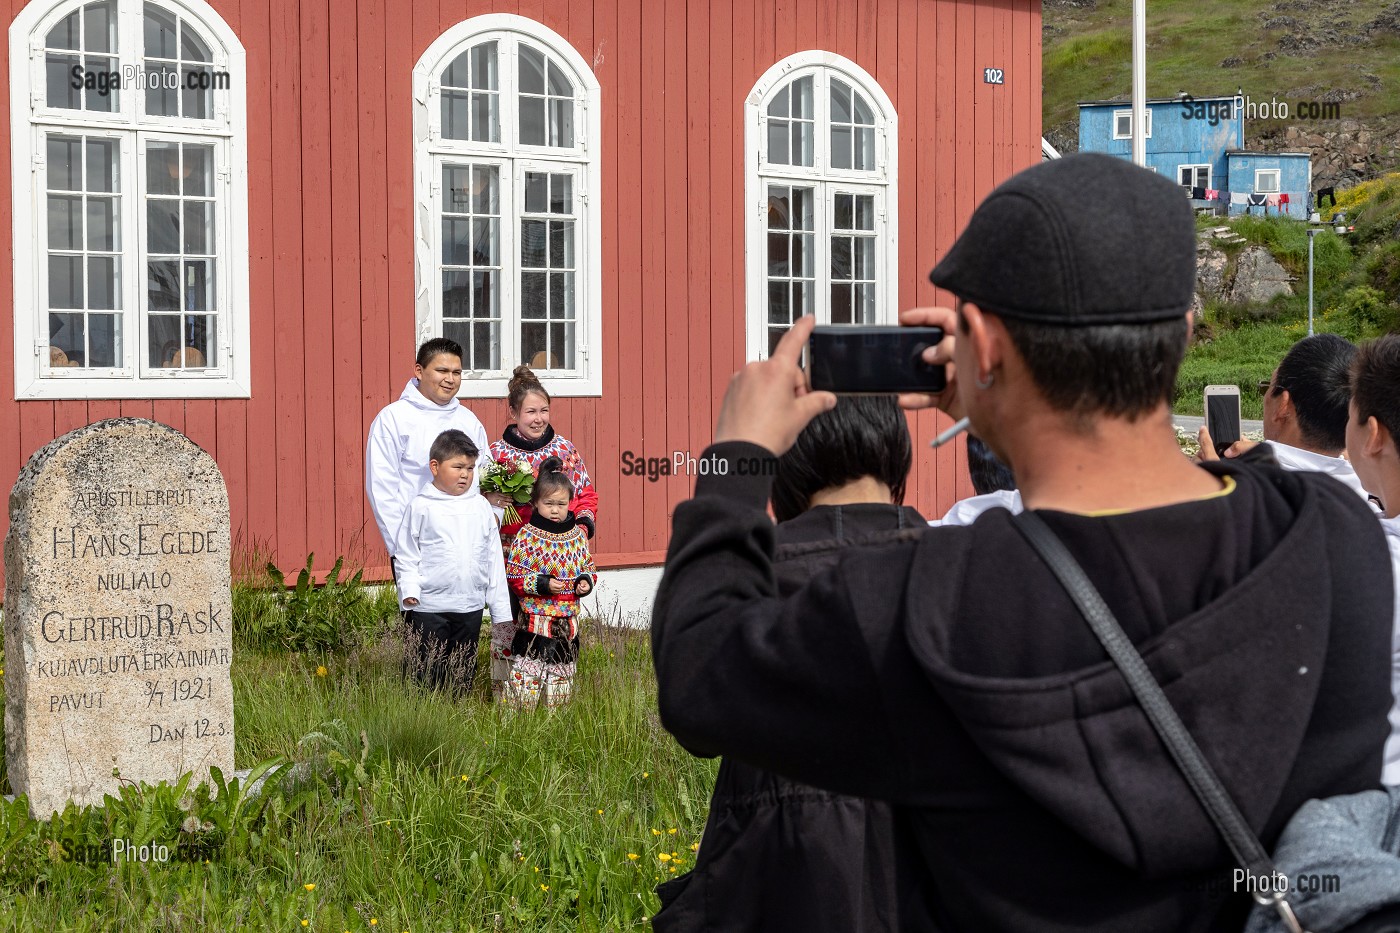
{"left": 653, "top": 503, "right": 926, "bottom": 933}
{"left": 651, "top": 443, "right": 1394, "bottom": 933}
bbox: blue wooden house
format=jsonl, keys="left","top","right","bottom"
{"left": 1224, "top": 152, "right": 1312, "bottom": 219}
{"left": 1078, "top": 96, "right": 1310, "bottom": 219}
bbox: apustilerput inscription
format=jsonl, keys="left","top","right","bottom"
{"left": 4, "top": 418, "right": 234, "bottom": 817}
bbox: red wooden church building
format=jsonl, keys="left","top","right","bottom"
{"left": 1, "top": 0, "right": 1041, "bottom": 608}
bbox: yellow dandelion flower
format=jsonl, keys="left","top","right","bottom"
{"left": 596, "top": 809, "right": 603, "bottom": 815}
{"left": 670, "top": 866, "right": 677, "bottom": 873}
{"left": 642, "top": 772, "right": 649, "bottom": 778}
{"left": 651, "top": 828, "right": 661, "bottom": 836}
{"left": 534, "top": 866, "right": 540, "bottom": 873}
{"left": 689, "top": 843, "right": 699, "bottom": 851}
{"left": 316, "top": 665, "right": 327, "bottom": 677}
{"left": 668, "top": 828, "right": 677, "bottom": 835}
{"left": 460, "top": 775, "right": 469, "bottom": 782}
{"left": 304, "top": 883, "right": 315, "bottom": 891}
{"left": 627, "top": 853, "right": 639, "bottom": 860}
{"left": 302, "top": 922, "right": 309, "bottom": 928}
{"left": 540, "top": 884, "right": 549, "bottom": 892}
{"left": 370, "top": 921, "right": 378, "bottom": 927}
{"left": 658, "top": 853, "right": 671, "bottom": 862}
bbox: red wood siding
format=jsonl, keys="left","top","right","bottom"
{"left": 0, "top": 0, "right": 1041, "bottom": 584}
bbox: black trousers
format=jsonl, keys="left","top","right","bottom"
{"left": 403, "top": 608, "right": 483, "bottom": 692}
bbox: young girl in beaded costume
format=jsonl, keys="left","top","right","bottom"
{"left": 503, "top": 457, "right": 596, "bottom": 708}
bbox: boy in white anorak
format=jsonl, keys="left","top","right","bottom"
{"left": 394, "top": 429, "right": 511, "bottom": 691}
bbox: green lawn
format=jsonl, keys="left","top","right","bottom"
{"left": 0, "top": 618, "right": 717, "bottom": 932}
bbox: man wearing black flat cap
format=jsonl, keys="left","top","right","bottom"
{"left": 651, "top": 153, "right": 1394, "bottom": 932}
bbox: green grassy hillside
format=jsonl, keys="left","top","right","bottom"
{"left": 1043, "top": 0, "right": 1400, "bottom": 144}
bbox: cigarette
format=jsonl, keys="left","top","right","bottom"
{"left": 929, "top": 417, "right": 971, "bottom": 449}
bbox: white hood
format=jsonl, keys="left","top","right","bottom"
{"left": 365, "top": 380, "right": 494, "bottom": 557}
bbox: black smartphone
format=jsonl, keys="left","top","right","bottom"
{"left": 804, "top": 326, "right": 947, "bottom": 394}
{"left": 1204, "top": 384, "right": 1242, "bottom": 456}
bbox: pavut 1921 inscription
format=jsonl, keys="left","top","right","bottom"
{"left": 4, "top": 418, "right": 234, "bottom": 817}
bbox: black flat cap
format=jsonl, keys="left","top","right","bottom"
{"left": 929, "top": 152, "right": 1196, "bottom": 325}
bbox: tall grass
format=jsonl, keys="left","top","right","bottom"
{"left": 0, "top": 620, "right": 717, "bottom": 931}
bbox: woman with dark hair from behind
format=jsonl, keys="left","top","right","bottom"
{"left": 652, "top": 395, "right": 922, "bottom": 933}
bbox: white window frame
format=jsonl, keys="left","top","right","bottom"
{"left": 413, "top": 14, "right": 602, "bottom": 398}
{"left": 9, "top": 0, "right": 250, "bottom": 400}
{"left": 1254, "top": 169, "right": 1281, "bottom": 194}
{"left": 1113, "top": 108, "right": 1152, "bottom": 140}
{"left": 745, "top": 51, "right": 898, "bottom": 361}
{"left": 1178, "top": 164, "right": 1211, "bottom": 190}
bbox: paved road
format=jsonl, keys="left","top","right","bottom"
{"left": 1172, "top": 414, "right": 1264, "bottom": 435}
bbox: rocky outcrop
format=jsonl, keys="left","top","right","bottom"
{"left": 1197, "top": 245, "right": 1230, "bottom": 298}
{"left": 1227, "top": 247, "right": 1295, "bottom": 304}
{"left": 1193, "top": 241, "right": 1295, "bottom": 310}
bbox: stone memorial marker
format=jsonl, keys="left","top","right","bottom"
{"left": 4, "top": 418, "right": 234, "bottom": 817}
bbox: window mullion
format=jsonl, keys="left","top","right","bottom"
{"left": 121, "top": 0, "right": 136, "bottom": 125}
{"left": 127, "top": 132, "right": 144, "bottom": 376}
{"left": 816, "top": 180, "right": 830, "bottom": 325}
{"left": 35, "top": 125, "right": 50, "bottom": 379}
{"left": 503, "top": 160, "right": 521, "bottom": 374}
{"left": 503, "top": 37, "right": 517, "bottom": 150}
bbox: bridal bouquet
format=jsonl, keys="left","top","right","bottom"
{"left": 480, "top": 458, "right": 535, "bottom": 526}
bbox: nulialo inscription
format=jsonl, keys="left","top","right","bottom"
{"left": 4, "top": 418, "right": 234, "bottom": 817}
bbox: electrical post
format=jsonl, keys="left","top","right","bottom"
{"left": 1306, "top": 227, "right": 1317, "bottom": 337}
{"left": 1132, "top": 0, "right": 1146, "bottom": 168}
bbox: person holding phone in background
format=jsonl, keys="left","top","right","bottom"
{"left": 650, "top": 153, "right": 1393, "bottom": 932}
{"left": 1198, "top": 334, "right": 1372, "bottom": 502}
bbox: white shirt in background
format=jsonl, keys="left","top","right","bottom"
{"left": 1380, "top": 516, "right": 1400, "bottom": 786}
{"left": 1264, "top": 440, "right": 1373, "bottom": 504}
{"left": 930, "top": 489, "right": 1024, "bottom": 528}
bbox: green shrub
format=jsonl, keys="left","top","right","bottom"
{"left": 234, "top": 555, "right": 397, "bottom": 654}
{"left": 1331, "top": 285, "right": 1398, "bottom": 334}
{"left": 1366, "top": 240, "right": 1400, "bottom": 304}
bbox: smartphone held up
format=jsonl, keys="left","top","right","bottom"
{"left": 1204, "top": 384, "right": 1242, "bottom": 457}
{"left": 803, "top": 325, "right": 948, "bottom": 395}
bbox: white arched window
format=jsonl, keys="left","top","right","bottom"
{"left": 413, "top": 14, "right": 602, "bottom": 397}
{"left": 745, "top": 52, "right": 897, "bottom": 359}
{"left": 9, "top": 0, "right": 250, "bottom": 399}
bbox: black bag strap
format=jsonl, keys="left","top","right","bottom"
{"left": 1014, "top": 510, "right": 1306, "bottom": 933}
